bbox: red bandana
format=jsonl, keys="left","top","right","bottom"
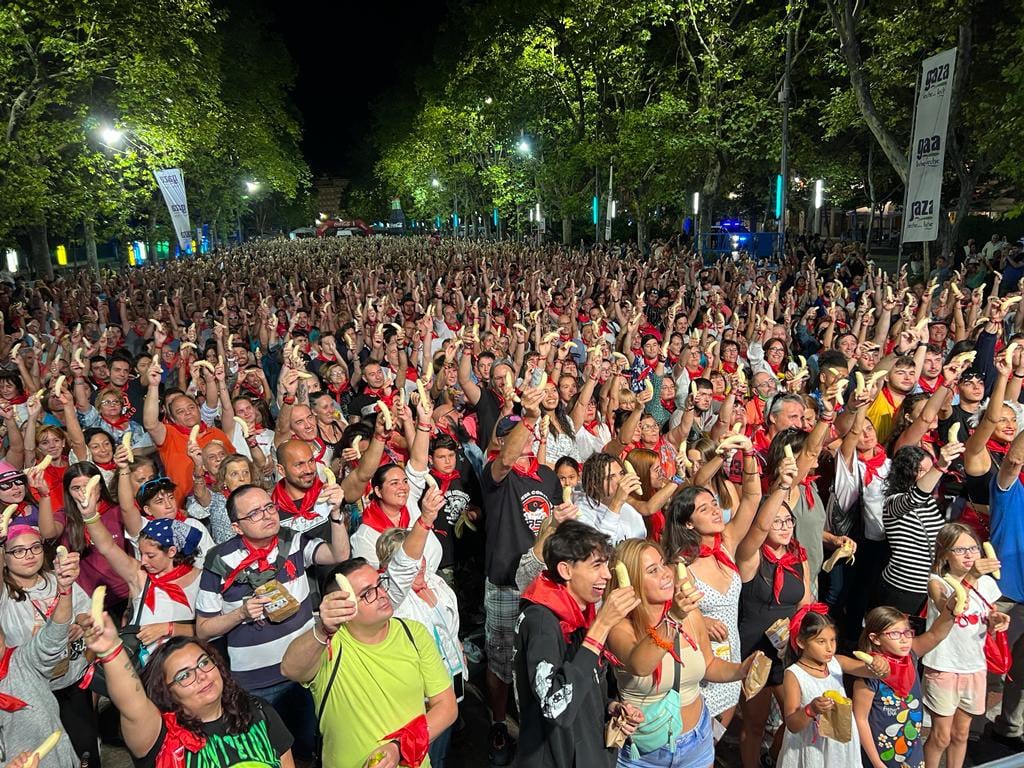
{"left": 361, "top": 499, "right": 409, "bottom": 532}
{"left": 222, "top": 537, "right": 284, "bottom": 592}
{"left": 429, "top": 468, "right": 460, "bottom": 495}
{"left": 510, "top": 455, "right": 543, "bottom": 481}
{"left": 0, "top": 648, "right": 28, "bottom": 711}
{"left": 880, "top": 385, "right": 897, "bottom": 410}
{"left": 986, "top": 438, "right": 1024, "bottom": 485}
{"left": 381, "top": 714, "right": 430, "bottom": 768}
{"left": 860, "top": 445, "right": 888, "bottom": 485}
{"left": 101, "top": 412, "right": 133, "bottom": 430}
{"left": 142, "top": 564, "right": 194, "bottom": 611}
{"left": 521, "top": 573, "right": 594, "bottom": 642}
{"left": 271, "top": 477, "right": 324, "bottom": 520}
{"left": 167, "top": 421, "right": 208, "bottom": 439}
{"left": 156, "top": 712, "right": 207, "bottom": 768}
{"left": 798, "top": 475, "right": 819, "bottom": 507}
{"left": 583, "top": 420, "right": 603, "bottom": 436}
{"left": 879, "top": 652, "right": 916, "bottom": 699}
{"left": 761, "top": 544, "right": 807, "bottom": 603}
{"left": 918, "top": 375, "right": 944, "bottom": 394}
{"left": 698, "top": 533, "right": 739, "bottom": 574}
{"left": 789, "top": 602, "right": 829, "bottom": 651}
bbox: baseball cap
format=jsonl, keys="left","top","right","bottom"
{"left": 495, "top": 415, "right": 522, "bottom": 438}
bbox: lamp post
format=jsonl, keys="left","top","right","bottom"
{"left": 814, "top": 179, "right": 824, "bottom": 235}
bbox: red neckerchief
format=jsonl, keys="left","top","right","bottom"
{"left": 328, "top": 382, "right": 350, "bottom": 399}
{"left": 666, "top": 352, "right": 679, "bottom": 366}
{"left": 637, "top": 355, "right": 660, "bottom": 381}
{"left": 761, "top": 544, "right": 807, "bottom": 603}
{"left": 361, "top": 499, "right": 409, "bottom": 532}
{"left": 14, "top": 500, "right": 35, "bottom": 519}
{"left": 751, "top": 427, "right": 772, "bottom": 455}
{"left": 381, "top": 715, "right": 430, "bottom": 768}
{"left": 430, "top": 468, "right": 460, "bottom": 495}
{"left": 918, "top": 375, "right": 944, "bottom": 394}
{"left": 986, "top": 438, "right": 1024, "bottom": 485}
{"left": 142, "top": 564, "right": 194, "bottom": 611}
{"left": 549, "top": 304, "right": 564, "bottom": 317}
{"left": 167, "top": 421, "right": 208, "bottom": 438}
{"left": 0, "top": 648, "right": 28, "bottom": 711}
{"left": 240, "top": 380, "right": 264, "bottom": 398}
{"left": 798, "top": 475, "right": 819, "bottom": 507}
{"left": 698, "top": 533, "right": 739, "bottom": 573}
{"left": 880, "top": 385, "right": 896, "bottom": 410}
{"left": 5, "top": 393, "right": 27, "bottom": 405}
{"left": 444, "top": 321, "right": 462, "bottom": 333}
{"left": 271, "top": 476, "right": 324, "bottom": 520}
{"left": 880, "top": 652, "right": 915, "bottom": 698}
{"left": 156, "top": 711, "right": 207, "bottom": 768}
{"left": 510, "top": 455, "right": 543, "bottom": 481}
{"left": 789, "top": 602, "right": 829, "bottom": 651}
{"left": 860, "top": 445, "right": 888, "bottom": 485}
{"left": 583, "top": 419, "right": 603, "bottom": 436}
{"left": 660, "top": 398, "right": 676, "bottom": 413}
{"left": 101, "top": 412, "right": 132, "bottom": 430}
{"left": 685, "top": 364, "right": 705, "bottom": 379}
{"left": 767, "top": 359, "right": 783, "bottom": 376}
{"left": 95, "top": 460, "right": 118, "bottom": 472}
{"left": 221, "top": 537, "right": 281, "bottom": 592}
{"left": 364, "top": 386, "right": 396, "bottom": 407}
{"left": 721, "top": 360, "right": 738, "bottom": 374}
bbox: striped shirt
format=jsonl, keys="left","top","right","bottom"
{"left": 881, "top": 486, "right": 945, "bottom": 594}
{"left": 196, "top": 529, "right": 322, "bottom": 690}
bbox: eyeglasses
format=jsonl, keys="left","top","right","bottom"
{"left": 950, "top": 545, "right": 980, "bottom": 556}
{"left": 5, "top": 542, "right": 43, "bottom": 559}
{"left": 771, "top": 518, "right": 795, "bottom": 530}
{"left": 881, "top": 629, "right": 916, "bottom": 640}
{"left": 169, "top": 654, "right": 216, "bottom": 687}
{"left": 358, "top": 575, "right": 391, "bottom": 604}
{"left": 236, "top": 501, "right": 278, "bottom": 524}
{"left": 98, "top": 398, "right": 122, "bottom": 408}
{"left": 0, "top": 476, "right": 26, "bottom": 491}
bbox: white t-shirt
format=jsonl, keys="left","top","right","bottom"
{"left": 575, "top": 424, "right": 611, "bottom": 463}
{"left": 833, "top": 451, "right": 890, "bottom": 542}
{"left": 922, "top": 573, "right": 1001, "bottom": 673}
{"left": 576, "top": 495, "right": 646, "bottom": 545}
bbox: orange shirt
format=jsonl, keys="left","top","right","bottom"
{"left": 157, "top": 423, "right": 236, "bottom": 507}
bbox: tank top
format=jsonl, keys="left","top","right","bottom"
{"left": 616, "top": 624, "right": 707, "bottom": 708}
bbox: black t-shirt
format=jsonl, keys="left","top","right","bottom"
{"left": 481, "top": 460, "right": 561, "bottom": 586}
{"left": 133, "top": 698, "right": 293, "bottom": 768}
{"left": 474, "top": 388, "right": 502, "bottom": 450}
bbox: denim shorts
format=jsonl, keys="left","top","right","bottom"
{"left": 617, "top": 701, "right": 714, "bottom": 768}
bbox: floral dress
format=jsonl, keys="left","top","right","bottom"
{"left": 861, "top": 653, "right": 924, "bottom": 768}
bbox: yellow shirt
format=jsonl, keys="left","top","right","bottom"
{"left": 308, "top": 618, "right": 451, "bottom": 768}
{"left": 866, "top": 387, "right": 898, "bottom": 445}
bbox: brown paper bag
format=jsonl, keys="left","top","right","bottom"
{"left": 742, "top": 652, "right": 772, "bottom": 700}
{"left": 604, "top": 713, "right": 629, "bottom": 749}
{"left": 818, "top": 698, "right": 853, "bottom": 743}
{"left": 254, "top": 579, "right": 300, "bottom": 623}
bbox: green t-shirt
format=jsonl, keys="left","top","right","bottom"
{"left": 309, "top": 618, "right": 451, "bottom": 768}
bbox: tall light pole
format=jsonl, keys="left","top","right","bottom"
{"left": 778, "top": 9, "right": 794, "bottom": 257}
{"left": 814, "top": 179, "right": 824, "bottom": 235}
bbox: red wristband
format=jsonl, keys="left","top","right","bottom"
{"left": 416, "top": 518, "right": 433, "bottom": 531}
{"left": 97, "top": 643, "right": 125, "bottom": 665}
{"left": 282, "top": 395, "right": 296, "bottom": 405}
{"left": 804, "top": 704, "right": 816, "bottom": 719}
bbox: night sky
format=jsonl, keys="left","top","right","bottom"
{"left": 267, "top": 0, "right": 451, "bottom": 179}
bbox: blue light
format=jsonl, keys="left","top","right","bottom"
{"left": 774, "top": 175, "right": 783, "bottom": 219}
{"left": 493, "top": 208, "right": 499, "bottom": 228}
{"left": 592, "top": 195, "right": 599, "bottom": 225}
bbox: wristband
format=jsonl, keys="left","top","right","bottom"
{"left": 82, "top": 514, "right": 101, "bottom": 525}
{"left": 330, "top": 515, "right": 345, "bottom": 525}
{"left": 312, "top": 625, "right": 329, "bottom": 646}
{"left": 97, "top": 642, "right": 125, "bottom": 665}
{"left": 282, "top": 395, "right": 296, "bottom": 405}
{"left": 57, "top": 587, "right": 72, "bottom": 596}
{"left": 416, "top": 518, "right": 434, "bottom": 531}
{"left": 804, "top": 704, "right": 816, "bottom": 719}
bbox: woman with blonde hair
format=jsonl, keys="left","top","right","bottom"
{"left": 187, "top": 454, "right": 258, "bottom": 544}
{"left": 606, "top": 538, "right": 758, "bottom": 767}
{"left": 623, "top": 448, "right": 684, "bottom": 541}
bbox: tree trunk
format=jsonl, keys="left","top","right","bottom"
{"left": 946, "top": 168, "right": 977, "bottom": 261}
{"left": 26, "top": 221, "right": 53, "bottom": 280}
{"left": 636, "top": 208, "right": 648, "bottom": 252}
{"left": 562, "top": 215, "right": 572, "bottom": 245}
{"left": 84, "top": 217, "right": 99, "bottom": 275}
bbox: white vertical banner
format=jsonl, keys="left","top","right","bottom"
{"left": 153, "top": 168, "right": 193, "bottom": 253}
{"left": 604, "top": 161, "right": 614, "bottom": 241}
{"left": 902, "top": 48, "right": 957, "bottom": 243}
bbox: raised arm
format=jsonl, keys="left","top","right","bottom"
{"left": 736, "top": 457, "right": 798, "bottom": 578}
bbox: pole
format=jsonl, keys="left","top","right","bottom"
{"left": 778, "top": 10, "right": 794, "bottom": 258}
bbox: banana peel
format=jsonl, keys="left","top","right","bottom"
{"left": 822, "top": 539, "right": 855, "bottom": 572}
{"left": 454, "top": 510, "right": 478, "bottom": 538}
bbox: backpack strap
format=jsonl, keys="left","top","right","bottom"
{"left": 396, "top": 618, "right": 417, "bottom": 649}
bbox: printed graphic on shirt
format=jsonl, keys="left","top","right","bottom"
{"left": 520, "top": 491, "right": 551, "bottom": 534}
{"left": 185, "top": 718, "right": 280, "bottom": 768}
{"left": 443, "top": 489, "right": 471, "bottom": 527}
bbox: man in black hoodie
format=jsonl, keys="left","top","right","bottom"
{"left": 513, "top": 520, "right": 644, "bottom": 767}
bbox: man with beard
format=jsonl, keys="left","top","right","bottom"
{"left": 459, "top": 352, "right": 518, "bottom": 451}
{"left": 273, "top": 439, "right": 335, "bottom": 539}
{"left": 918, "top": 344, "right": 946, "bottom": 394}
{"left": 277, "top": 402, "right": 334, "bottom": 471}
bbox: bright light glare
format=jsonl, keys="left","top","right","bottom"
{"left": 484, "top": 96, "right": 493, "bottom": 105}
{"left": 517, "top": 139, "right": 531, "bottom": 155}
{"left": 245, "top": 181, "right": 260, "bottom": 193}
{"left": 814, "top": 179, "right": 824, "bottom": 209}
{"left": 5, "top": 249, "right": 17, "bottom": 273}
{"left": 692, "top": 192, "right": 700, "bottom": 215}
{"left": 100, "top": 127, "right": 123, "bottom": 145}
{"left": 431, "top": 178, "right": 440, "bottom": 188}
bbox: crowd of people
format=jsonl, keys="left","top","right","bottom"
{"left": 0, "top": 231, "right": 1021, "bottom": 768}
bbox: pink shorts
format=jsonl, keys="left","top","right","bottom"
{"left": 922, "top": 668, "right": 988, "bottom": 716}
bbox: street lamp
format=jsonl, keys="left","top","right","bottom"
{"left": 814, "top": 179, "right": 825, "bottom": 234}
{"left": 245, "top": 181, "right": 261, "bottom": 194}
{"left": 431, "top": 177, "right": 441, "bottom": 188}
{"left": 99, "top": 126, "right": 123, "bottom": 146}
{"left": 517, "top": 138, "right": 531, "bottom": 156}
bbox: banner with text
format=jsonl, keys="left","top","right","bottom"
{"left": 154, "top": 168, "right": 193, "bottom": 253}
{"left": 902, "top": 47, "right": 957, "bottom": 243}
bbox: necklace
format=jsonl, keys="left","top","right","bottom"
{"left": 797, "top": 659, "right": 827, "bottom": 673}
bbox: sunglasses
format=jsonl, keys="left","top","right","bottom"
{"left": 0, "top": 476, "right": 26, "bottom": 492}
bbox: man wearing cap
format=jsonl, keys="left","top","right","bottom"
{"left": 938, "top": 367, "right": 986, "bottom": 444}
{"left": 126, "top": 476, "right": 215, "bottom": 570}
{"left": 479, "top": 385, "right": 565, "bottom": 765}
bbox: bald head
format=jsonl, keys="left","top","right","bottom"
{"left": 277, "top": 439, "right": 317, "bottom": 491}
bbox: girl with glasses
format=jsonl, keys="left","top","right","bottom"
{"left": 0, "top": 525, "right": 96, "bottom": 764}
{"left": 81, "top": 616, "right": 295, "bottom": 768}
{"left": 921, "top": 524, "right": 1009, "bottom": 768}
{"left": 854, "top": 605, "right": 956, "bottom": 768}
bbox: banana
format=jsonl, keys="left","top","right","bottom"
{"left": 35, "top": 454, "right": 53, "bottom": 472}
{"left": 0, "top": 504, "right": 18, "bottom": 536}
{"left": 644, "top": 378, "right": 654, "bottom": 396}
{"left": 690, "top": 382, "right": 698, "bottom": 397}
{"left": 194, "top": 360, "right": 215, "bottom": 372}
{"left": 716, "top": 434, "right": 748, "bottom": 455}
{"left": 189, "top": 424, "right": 200, "bottom": 443}
{"left": 52, "top": 374, "right": 66, "bottom": 396}
{"left": 983, "top": 542, "right": 1000, "bottom": 579}
{"left": 334, "top": 573, "right": 357, "bottom": 604}
{"left": 416, "top": 379, "right": 429, "bottom": 406}
{"left": 676, "top": 561, "right": 689, "bottom": 582}
{"left": 536, "top": 371, "right": 548, "bottom": 389}
{"left": 614, "top": 562, "right": 631, "bottom": 588}
{"left": 542, "top": 331, "right": 560, "bottom": 343}
{"left": 33, "top": 387, "right": 45, "bottom": 401}
{"left": 948, "top": 423, "right": 961, "bottom": 443}
{"left": 73, "top": 348, "right": 84, "bottom": 365}
{"left": 623, "top": 460, "right": 637, "bottom": 475}
{"left": 350, "top": 436, "right": 362, "bottom": 460}
{"left": 732, "top": 421, "right": 743, "bottom": 435}
{"left": 853, "top": 650, "right": 875, "bottom": 665}
{"left": 91, "top": 585, "right": 106, "bottom": 625}
{"left": 56, "top": 545, "right": 68, "bottom": 561}
{"left": 562, "top": 485, "right": 573, "bottom": 505}
{"left": 32, "top": 730, "right": 63, "bottom": 761}
{"left": 1003, "top": 296, "right": 1022, "bottom": 308}
{"left": 149, "top": 318, "right": 163, "bottom": 331}
{"left": 783, "top": 444, "right": 795, "bottom": 461}
{"left": 9, "top": 343, "right": 20, "bottom": 359}
{"left": 296, "top": 372, "right": 315, "bottom": 379}
{"left": 865, "top": 370, "right": 889, "bottom": 390}
{"left": 952, "top": 351, "right": 977, "bottom": 367}
{"left": 678, "top": 440, "right": 692, "bottom": 468}
{"left": 84, "top": 474, "right": 101, "bottom": 502}
{"left": 1006, "top": 342, "right": 1020, "bottom": 367}
{"left": 855, "top": 371, "right": 866, "bottom": 392}
{"left": 377, "top": 402, "right": 393, "bottom": 430}
{"left": 424, "top": 473, "right": 438, "bottom": 490}
{"left": 233, "top": 416, "right": 250, "bottom": 438}
{"left": 122, "top": 431, "right": 134, "bottom": 463}
{"left": 943, "top": 574, "right": 968, "bottom": 615}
